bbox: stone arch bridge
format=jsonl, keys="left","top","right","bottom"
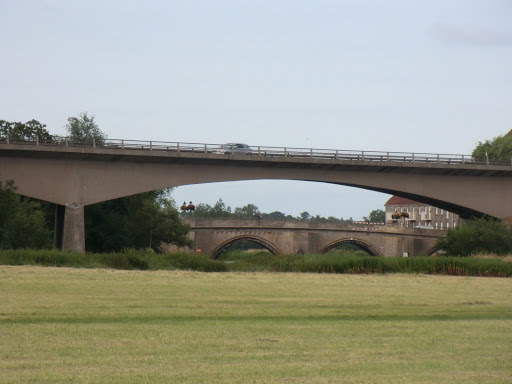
{"left": 185, "top": 218, "right": 444, "bottom": 257}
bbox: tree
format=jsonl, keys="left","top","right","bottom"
{"left": 0, "top": 180, "right": 53, "bottom": 249}
{"left": 363, "top": 209, "right": 385, "bottom": 223}
{"left": 262, "top": 211, "right": 290, "bottom": 220}
{"left": 85, "top": 190, "right": 192, "bottom": 252}
{"left": 298, "top": 211, "right": 311, "bottom": 221}
{"left": 435, "top": 217, "right": 512, "bottom": 256}
{"left": 66, "top": 112, "right": 106, "bottom": 145}
{"left": 191, "top": 199, "right": 232, "bottom": 218}
{"left": 233, "top": 204, "right": 259, "bottom": 218}
{"left": 0, "top": 119, "right": 53, "bottom": 141}
{"left": 472, "top": 134, "right": 512, "bottom": 163}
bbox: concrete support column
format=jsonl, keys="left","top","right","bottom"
{"left": 62, "top": 203, "right": 85, "bottom": 253}
{"left": 53, "top": 204, "right": 65, "bottom": 249}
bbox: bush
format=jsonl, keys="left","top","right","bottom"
{"left": 436, "top": 218, "right": 512, "bottom": 256}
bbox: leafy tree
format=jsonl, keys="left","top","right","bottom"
{"left": 233, "top": 204, "right": 259, "bottom": 218}
{"left": 472, "top": 134, "right": 512, "bottom": 163}
{"left": 298, "top": 211, "right": 311, "bottom": 221}
{"left": 66, "top": 112, "right": 106, "bottom": 145}
{"left": 0, "top": 119, "right": 53, "bottom": 141}
{"left": 363, "top": 209, "right": 385, "bottom": 223}
{"left": 262, "top": 211, "right": 291, "bottom": 220}
{"left": 0, "top": 180, "right": 53, "bottom": 249}
{"left": 85, "top": 190, "right": 192, "bottom": 252}
{"left": 436, "top": 217, "right": 512, "bottom": 256}
{"left": 209, "top": 199, "right": 232, "bottom": 217}
{"left": 191, "top": 199, "right": 232, "bottom": 218}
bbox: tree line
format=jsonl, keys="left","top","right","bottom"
{"left": 181, "top": 198, "right": 386, "bottom": 224}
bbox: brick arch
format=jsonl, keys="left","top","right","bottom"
{"left": 321, "top": 238, "right": 383, "bottom": 257}
{"left": 211, "top": 235, "right": 281, "bottom": 259}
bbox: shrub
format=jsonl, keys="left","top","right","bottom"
{"left": 436, "top": 218, "right": 512, "bottom": 256}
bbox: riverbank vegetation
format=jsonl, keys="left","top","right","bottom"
{"left": 435, "top": 217, "right": 512, "bottom": 256}
{"left": 1, "top": 249, "right": 511, "bottom": 277}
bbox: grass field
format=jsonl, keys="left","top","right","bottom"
{"left": 1, "top": 266, "right": 511, "bottom": 383}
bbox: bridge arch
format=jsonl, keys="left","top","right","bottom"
{"left": 425, "top": 246, "right": 442, "bottom": 256}
{"left": 211, "top": 235, "right": 282, "bottom": 259}
{"left": 321, "top": 238, "right": 382, "bottom": 257}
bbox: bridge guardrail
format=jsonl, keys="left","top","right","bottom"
{"left": 1, "top": 135, "right": 510, "bottom": 166}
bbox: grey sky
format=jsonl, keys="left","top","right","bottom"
{"left": 1, "top": 0, "right": 511, "bottom": 219}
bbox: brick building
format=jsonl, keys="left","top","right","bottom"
{"left": 384, "top": 196, "right": 460, "bottom": 230}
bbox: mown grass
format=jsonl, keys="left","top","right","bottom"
{"left": 0, "top": 267, "right": 511, "bottom": 383}
{"left": 1, "top": 249, "right": 511, "bottom": 277}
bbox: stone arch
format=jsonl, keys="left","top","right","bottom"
{"left": 211, "top": 234, "right": 281, "bottom": 259}
{"left": 321, "top": 238, "right": 382, "bottom": 257}
{"left": 425, "top": 246, "right": 442, "bottom": 256}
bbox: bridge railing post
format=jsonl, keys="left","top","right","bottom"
{"left": 35, "top": 135, "right": 39, "bottom": 145}
{"left": 6, "top": 134, "right": 9, "bottom": 144}
{"left": 177, "top": 142, "right": 180, "bottom": 152}
{"left": 121, "top": 139, "right": 124, "bottom": 149}
{"left": 485, "top": 152, "right": 489, "bottom": 165}
{"left": 92, "top": 137, "right": 96, "bottom": 148}
{"left": 150, "top": 141, "right": 153, "bottom": 151}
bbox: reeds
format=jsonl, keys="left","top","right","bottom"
{"left": 1, "top": 249, "right": 510, "bottom": 276}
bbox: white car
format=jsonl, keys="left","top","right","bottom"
{"left": 215, "top": 143, "right": 252, "bottom": 155}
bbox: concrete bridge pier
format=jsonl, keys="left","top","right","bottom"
{"left": 53, "top": 204, "right": 65, "bottom": 250}
{"left": 60, "top": 203, "right": 85, "bottom": 253}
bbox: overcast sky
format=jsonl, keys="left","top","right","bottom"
{"left": 1, "top": 0, "right": 511, "bottom": 219}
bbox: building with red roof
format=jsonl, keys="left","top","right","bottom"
{"left": 384, "top": 196, "right": 460, "bottom": 230}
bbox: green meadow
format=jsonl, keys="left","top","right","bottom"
{"left": 1, "top": 266, "right": 511, "bottom": 383}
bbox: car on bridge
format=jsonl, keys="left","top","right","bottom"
{"left": 214, "top": 143, "right": 253, "bottom": 155}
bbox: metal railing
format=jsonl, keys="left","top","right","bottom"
{"left": 1, "top": 134, "right": 510, "bottom": 166}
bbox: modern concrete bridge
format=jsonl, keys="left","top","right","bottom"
{"left": 185, "top": 218, "right": 444, "bottom": 257}
{"left": 1, "top": 137, "right": 511, "bottom": 252}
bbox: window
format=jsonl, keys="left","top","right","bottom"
{"left": 435, "top": 207, "right": 439, "bottom": 215}
{"left": 440, "top": 222, "right": 443, "bottom": 230}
